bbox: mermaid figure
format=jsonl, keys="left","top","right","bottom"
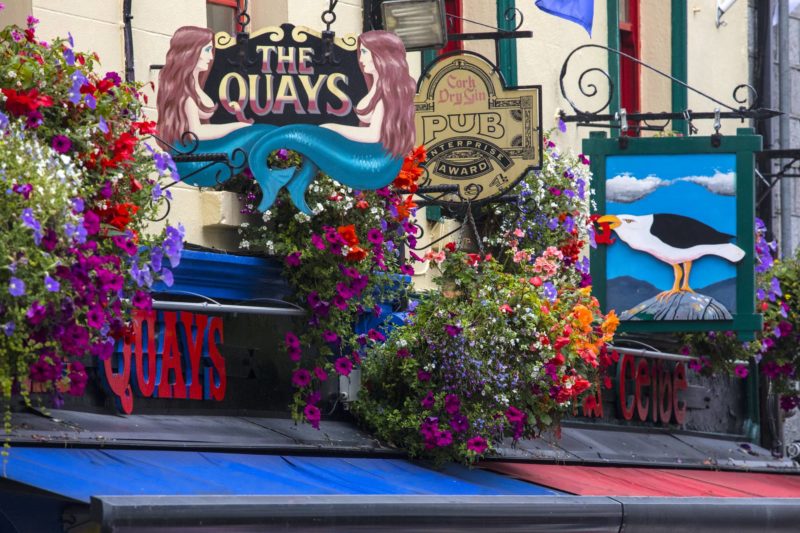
{"left": 156, "top": 27, "right": 416, "bottom": 214}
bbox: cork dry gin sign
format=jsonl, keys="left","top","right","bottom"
{"left": 414, "top": 52, "right": 542, "bottom": 204}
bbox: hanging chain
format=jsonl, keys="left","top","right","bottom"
{"left": 236, "top": 0, "right": 251, "bottom": 32}
{"left": 315, "top": 0, "right": 341, "bottom": 65}
{"left": 321, "top": 0, "right": 339, "bottom": 32}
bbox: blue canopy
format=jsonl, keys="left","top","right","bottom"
{"left": 3, "top": 447, "right": 560, "bottom": 503}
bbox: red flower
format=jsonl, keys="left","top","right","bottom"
{"left": 444, "top": 242, "right": 456, "bottom": 252}
{"left": 572, "top": 378, "right": 591, "bottom": 395}
{"left": 395, "top": 194, "right": 417, "bottom": 221}
{"left": 345, "top": 245, "right": 368, "bottom": 262}
{"left": 132, "top": 121, "right": 157, "bottom": 135}
{"left": 2, "top": 88, "right": 52, "bottom": 116}
{"left": 466, "top": 253, "right": 481, "bottom": 267}
{"left": 337, "top": 224, "right": 359, "bottom": 246}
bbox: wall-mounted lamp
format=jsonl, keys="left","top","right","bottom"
{"left": 716, "top": 0, "right": 738, "bottom": 28}
{"left": 366, "top": 0, "right": 448, "bottom": 50}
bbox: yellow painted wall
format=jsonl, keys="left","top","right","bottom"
{"left": 639, "top": 0, "right": 672, "bottom": 135}
{"left": 687, "top": 0, "right": 750, "bottom": 135}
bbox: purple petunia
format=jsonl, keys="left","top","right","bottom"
{"left": 44, "top": 275, "right": 60, "bottom": 292}
{"left": 322, "top": 330, "right": 339, "bottom": 343}
{"left": 285, "top": 251, "right": 302, "bottom": 267}
{"left": 542, "top": 282, "right": 557, "bottom": 302}
{"left": 292, "top": 368, "right": 311, "bottom": 388}
{"left": 367, "top": 228, "right": 384, "bottom": 245}
{"left": 420, "top": 391, "right": 435, "bottom": 409}
{"left": 444, "top": 324, "right": 462, "bottom": 337}
{"left": 2, "top": 321, "right": 15, "bottom": 337}
{"left": 334, "top": 357, "right": 353, "bottom": 377}
{"left": 444, "top": 394, "right": 461, "bottom": 415}
{"left": 467, "top": 436, "right": 487, "bottom": 454}
{"left": 8, "top": 277, "right": 25, "bottom": 297}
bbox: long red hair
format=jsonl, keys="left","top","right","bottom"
{"left": 357, "top": 31, "right": 416, "bottom": 158}
{"left": 156, "top": 26, "right": 217, "bottom": 148}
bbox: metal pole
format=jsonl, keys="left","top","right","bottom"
{"left": 151, "top": 300, "right": 305, "bottom": 316}
{"left": 779, "top": 0, "right": 793, "bottom": 257}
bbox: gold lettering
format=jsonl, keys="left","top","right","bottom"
{"left": 325, "top": 73, "right": 352, "bottom": 117}
{"left": 299, "top": 75, "right": 327, "bottom": 114}
{"left": 298, "top": 47, "right": 315, "bottom": 75}
{"left": 273, "top": 76, "right": 304, "bottom": 114}
{"left": 256, "top": 45, "right": 277, "bottom": 73}
{"left": 219, "top": 72, "right": 249, "bottom": 121}
{"left": 248, "top": 74, "right": 274, "bottom": 115}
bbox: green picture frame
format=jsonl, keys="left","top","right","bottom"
{"left": 585, "top": 129, "right": 763, "bottom": 339}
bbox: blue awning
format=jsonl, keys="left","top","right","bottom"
{"left": 3, "top": 447, "right": 559, "bottom": 503}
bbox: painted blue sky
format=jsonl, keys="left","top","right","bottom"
{"left": 605, "top": 154, "right": 737, "bottom": 290}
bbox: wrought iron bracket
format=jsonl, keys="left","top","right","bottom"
{"left": 755, "top": 149, "right": 800, "bottom": 207}
{"left": 558, "top": 43, "right": 781, "bottom": 135}
{"left": 146, "top": 131, "right": 248, "bottom": 222}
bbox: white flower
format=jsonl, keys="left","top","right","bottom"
{"left": 239, "top": 240, "right": 250, "bottom": 249}
{"left": 261, "top": 210, "right": 272, "bottom": 222}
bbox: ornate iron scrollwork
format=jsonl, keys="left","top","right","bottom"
{"left": 558, "top": 44, "right": 780, "bottom": 131}
{"left": 145, "top": 131, "right": 250, "bottom": 222}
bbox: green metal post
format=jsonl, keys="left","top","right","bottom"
{"left": 671, "top": 0, "right": 688, "bottom": 135}
{"left": 496, "top": 0, "right": 518, "bottom": 85}
{"left": 607, "top": 0, "right": 620, "bottom": 116}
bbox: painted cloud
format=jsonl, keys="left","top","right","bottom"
{"left": 606, "top": 174, "right": 666, "bottom": 203}
{"left": 677, "top": 171, "right": 735, "bottom": 196}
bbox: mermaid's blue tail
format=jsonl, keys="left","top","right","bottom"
{"left": 248, "top": 124, "right": 403, "bottom": 212}
{"left": 174, "top": 124, "right": 403, "bottom": 214}
{"left": 255, "top": 167, "right": 296, "bottom": 212}
{"left": 285, "top": 158, "right": 318, "bottom": 215}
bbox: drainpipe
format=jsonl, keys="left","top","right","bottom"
{"left": 779, "top": 0, "right": 792, "bottom": 257}
{"left": 123, "top": 0, "right": 135, "bottom": 83}
{"left": 755, "top": 0, "right": 773, "bottom": 233}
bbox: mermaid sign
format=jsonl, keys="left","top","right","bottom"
{"left": 156, "top": 24, "right": 416, "bottom": 214}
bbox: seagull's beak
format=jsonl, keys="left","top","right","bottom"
{"left": 597, "top": 215, "right": 621, "bottom": 229}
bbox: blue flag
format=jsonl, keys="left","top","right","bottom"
{"left": 534, "top": 0, "right": 594, "bottom": 36}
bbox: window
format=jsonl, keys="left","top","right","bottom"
{"left": 422, "top": 0, "right": 463, "bottom": 69}
{"left": 207, "top": 0, "right": 238, "bottom": 35}
{"left": 618, "top": 0, "right": 640, "bottom": 134}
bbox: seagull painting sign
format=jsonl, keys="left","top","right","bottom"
{"left": 585, "top": 130, "right": 763, "bottom": 338}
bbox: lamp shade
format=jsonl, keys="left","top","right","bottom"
{"left": 380, "top": 0, "right": 448, "bottom": 50}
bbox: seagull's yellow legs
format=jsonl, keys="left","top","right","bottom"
{"left": 656, "top": 264, "right": 684, "bottom": 301}
{"left": 655, "top": 262, "right": 695, "bottom": 301}
{"left": 680, "top": 261, "right": 695, "bottom": 293}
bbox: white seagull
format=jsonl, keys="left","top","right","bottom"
{"left": 597, "top": 213, "right": 745, "bottom": 301}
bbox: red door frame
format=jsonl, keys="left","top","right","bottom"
{"left": 442, "top": 0, "right": 464, "bottom": 54}
{"left": 619, "top": 0, "right": 640, "bottom": 134}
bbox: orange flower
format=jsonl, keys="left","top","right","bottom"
{"left": 573, "top": 304, "right": 594, "bottom": 332}
{"left": 345, "top": 245, "right": 368, "bottom": 262}
{"left": 337, "top": 224, "right": 359, "bottom": 246}
{"left": 395, "top": 194, "right": 417, "bottom": 221}
{"left": 601, "top": 310, "right": 620, "bottom": 338}
{"left": 393, "top": 145, "right": 427, "bottom": 192}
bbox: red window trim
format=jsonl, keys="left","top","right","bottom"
{"left": 442, "top": 0, "right": 464, "bottom": 54}
{"left": 207, "top": 0, "right": 243, "bottom": 33}
{"left": 619, "top": 0, "right": 640, "bottom": 135}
